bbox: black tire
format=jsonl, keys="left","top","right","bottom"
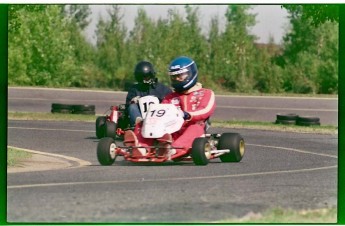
{"left": 97, "top": 137, "right": 116, "bottom": 165}
{"left": 191, "top": 138, "right": 211, "bottom": 166}
{"left": 51, "top": 103, "right": 74, "bottom": 110}
{"left": 96, "top": 116, "right": 107, "bottom": 139}
{"left": 275, "top": 119, "right": 296, "bottom": 125}
{"left": 218, "top": 133, "right": 245, "bottom": 162}
{"left": 296, "top": 121, "right": 321, "bottom": 126}
{"left": 72, "top": 110, "right": 95, "bottom": 115}
{"left": 104, "top": 121, "right": 117, "bottom": 138}
{"left": 72, "top": 104, "right": 95, "bottom": 111}
{"left": 297, "top": 116, "right": 320, "bottom": 123}
{"left": 276, "top": 113, "right": 298, "bottom": 121}
{"left": 296, "top": 116, "right": 320, "bottom": 126}
{"left": 51, "top": 109, "right": 73, "bottom": 114}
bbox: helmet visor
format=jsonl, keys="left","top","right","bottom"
{"left": 169, "top": 70, "right": 192, "bottom": 88}
{"left": 169, "top": 68, "right": 190, "bottom": 80}
{"left": 170, "top": 72, "right": 189, "bottom": 81}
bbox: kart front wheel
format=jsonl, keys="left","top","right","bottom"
{"left": 104, "top": 121, "right": 117, "bottom": 139}
{"left": 97, "top": 137, "right": 117, "bottom": 165}
{"left": 218, "top": 133, "right": 245, "bottom": 162}
{"left": 96, "top": 116, "right": 107, "bottom": 139}
{"left": 191, "top": 138, "right": 211, "bottom": 166}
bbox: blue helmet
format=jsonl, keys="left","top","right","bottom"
{"left": 168, "top": 56, "right": 198, "bottom": 92}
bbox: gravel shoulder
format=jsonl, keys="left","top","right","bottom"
{"left": 7, "top": 153, "right": 73, "bottom": 173}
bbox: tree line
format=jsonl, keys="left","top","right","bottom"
{"left": 8, "top": 5, "right": 339, "bottom": 94}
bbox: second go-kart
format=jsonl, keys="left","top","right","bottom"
{"left": 95, "top": 95, "right": 161, "bottom": 139}
{"left": 95, "top": 104, "right": 127, "bottom": 139}
{"left": 96, "top": 96, "right": 245, "bottom": 166}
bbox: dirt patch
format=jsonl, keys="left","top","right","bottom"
{"left": 7, "top": 154, "right": 72, "bottom": 173}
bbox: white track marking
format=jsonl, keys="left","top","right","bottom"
{"left": 247, "top": 144, "right": 338, "bottom": 159}
{"left": 8, "top": 143, "right": 337, "bottom": 189}
{"left": 8, "top": 165, "right": 336, "bottom": 189}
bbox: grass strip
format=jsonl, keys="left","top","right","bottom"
{"left": 218, "top": 207, "right": 337, "bottom": 223}
{"left": 7, "top": 147, "right": 32, "bottom": 167}
{"left": 8, "top": 111, "right": 96, "bottom": 122}
{"left": 8, "top": 112, "right": 337, "bottom": 134}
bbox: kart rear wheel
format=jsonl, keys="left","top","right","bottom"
{"left": 96, "top": 116, "right": 107, "bottom": 139}
{"left": 218, "top": 133, "right": 245, "bottom": 162}
{"left": 104, "top": 121, "right": 117, "bottom": 139}
{"left": 97, "top": 137, "right": 116, "bottom": 165}
{"left": 191, "top": 138, "right": 211, "bottom": 166}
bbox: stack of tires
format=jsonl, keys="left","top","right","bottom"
{"left": 295, "top": 116, "right": 321, "bottom": 126}
{"left": 51, "top": 103, "right": 74, "bottom": 114}
{"left": 72, "top": 104, "right": 96, "bottom": 115}
{"left": 276, "top": 113, "right": 320, "bottom": 126}
{"left": 275, "top": 113, "right": 298, "bottom": 125}
{"left": 51, "top": 103, "right": 95, "bottom": 115}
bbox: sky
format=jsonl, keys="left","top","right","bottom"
{"left": 85, "top": 4, "right": 290, "bottom": 45}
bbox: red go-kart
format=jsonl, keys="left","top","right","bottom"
{"left": 95, "top": 104, "right": 129, "bottom": 139}
{"left": 96, "top": 96, "right": 245, "bottom": 166}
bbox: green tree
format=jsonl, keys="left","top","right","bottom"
{"left": 95, "top": 5, "right": 129, "bottom": 89}
{"left": 278, "top": 8, "right": 338, "bottom": 94}
{"left": 216, "top": 5, "right": 258, "bottom": 92}
{"left": 62, "top": 5, "right": 91, "bottom": 30}
{"left": 282, "top": 4, "right": 339, "bottom": 26}
{"left": 62, "top": 5, "right": 100, "bottom": 87}
{"left": 128, "top": 7, "right": 156, "bottom": 63}
{"left": 183, "top": 6, "right": 208, "bottom": 76}
{"left": 205, "top": 16, "right": 223, "bottom": 90}
{"left": 8, "top": 5, "right": 79, "bottom": 86}
{"left": 253, "top": 38, "right": 284, "bottom": 93}
{"left": 9, "top": 5, "right": 46, "bottom": 33}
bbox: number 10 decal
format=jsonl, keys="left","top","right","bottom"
{"left": 143, "top": 102, "right": 155, "bottom": 113}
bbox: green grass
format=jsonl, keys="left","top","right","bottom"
{"left": 8, "top": 111, "right": 96, "bottom": 122}
{"left": 219, "top": 207, "right": 337, "bottom": 223}
{"left": 7, "top": 147, "right": 32, "bottom": 167}
{"left": 8, "top": 111, "right": 338, "bottom": 135}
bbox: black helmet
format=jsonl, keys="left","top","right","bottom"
{"left": 134, "top": 61, "right": 157, "bottom": 85}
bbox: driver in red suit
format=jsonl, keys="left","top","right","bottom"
{"left": 124, "top": 56, "right": 216, "bottom": 159}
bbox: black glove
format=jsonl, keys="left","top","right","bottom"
{"left": 183, "top": 111, "right": 191, "bottom": 120}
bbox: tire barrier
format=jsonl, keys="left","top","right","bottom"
{"left": 51, "top": 103, "right": 95, "bottom": 115}
{"left": 275, "top": 113, "right": 320, "bottom": 126}
{"left": 275, "top": 113, "right": 298, "bottom": 125}
{"left": 296, "top": 116, "right": 321, "bottom": 126}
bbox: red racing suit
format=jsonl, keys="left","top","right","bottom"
{"left": 161, "top": 83, "right": 216, "bottom": 154}
{"left": 133, "top": 83, "right": 216, "bottom": 156}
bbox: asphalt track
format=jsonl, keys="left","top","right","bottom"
{"left": 7, "top": 87, "right": 338, "bottom": 223}
{"left": 7, "top": 120, "right": 337, "bottom": 223}
{"left": 8, "top": 87, "right": 338, "bottom": 125}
